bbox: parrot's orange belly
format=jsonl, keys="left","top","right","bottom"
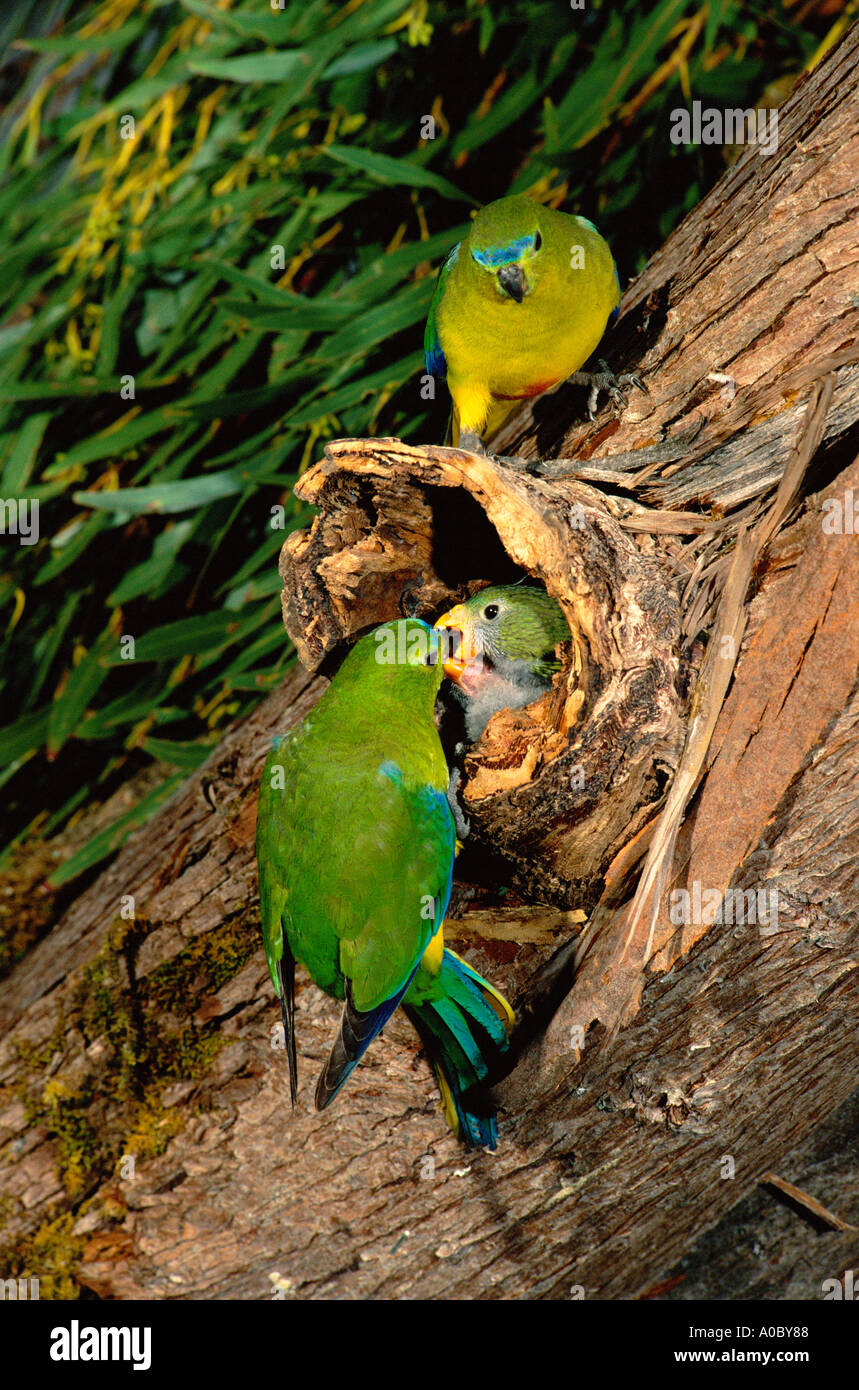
{"left": 494, "top": 378, "right": 558, "bottom": 400}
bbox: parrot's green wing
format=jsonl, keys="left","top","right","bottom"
{"left": 257, "top": 727, "right": 455, "bottom": 1111}
{"left": 315, "top": 766, "right": 455, "bottom": 1108}
{"left": 424, "top": 242, "right": 460, "bottom": 379}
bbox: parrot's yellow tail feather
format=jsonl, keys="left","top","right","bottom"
{"left": 436, "top": 1070, "right": 461, "bottom": 1139}
{"left": 446, "top": 948, "right": 516, "bottom": 1031}
{"left": 420, "top": 921, "right": 445, "bottom": 976}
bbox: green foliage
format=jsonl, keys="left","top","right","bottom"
{"left": 0, "top": 0, "right": 832, "bottom": 874}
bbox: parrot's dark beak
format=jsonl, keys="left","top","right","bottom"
{"left": 497, "top": 263, "right": 527, "bottom": 303}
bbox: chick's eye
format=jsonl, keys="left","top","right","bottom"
{"left": 484, "top": 604, "right": 499, "bottom": 620}
{"left": 533, "top": 231, "right": 542, "bottom": 251}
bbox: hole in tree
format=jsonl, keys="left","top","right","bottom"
{"left": 426, "top": 486, "right": 525, "bottom": 593}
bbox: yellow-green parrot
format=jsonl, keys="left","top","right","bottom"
{"left": 424, "top": 193, "right": 642, "bottom": 451}
{"left": 435, "top": 584, "right": 571, "bottom": 741}
{"left": 256, "top": 617, "right": 514, "bottom": 1147}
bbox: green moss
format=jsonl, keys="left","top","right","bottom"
{"left": 41, "top": 1079, "right": 100, "bottom": 1200}
{"left": 2, "top": 907, "right": 260, "bottom": 1297}
{"left": 0, "top": 1212, "right": 84, "bottom": 1301}
{"left": 121, "top": 1099, "right": 185, "bottom": 1162}
{"left": 74, "top": 920, "right": 144, "bottom": 1102}
{"left": 147, "top": 909, "right": 257, "bottom": 1001}
{"left": 0, "top": 840, "right": 58, "bottom": 982}
{"left": 69, "top": 908, "right": 257, "bottom": 1103}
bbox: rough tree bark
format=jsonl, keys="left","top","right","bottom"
{"left": 0, "top": 26, "right": 857, "bottom": 1300}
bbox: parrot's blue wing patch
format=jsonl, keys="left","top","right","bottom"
{"left": 406, "top": 780, "right": 455, "bottom": 928}
{"left": 425, "top": 785, "right": 455, "bottom": 928}
{"left": 424, "top": 242, "right": 460, "bottom": 378}
{"left": 424, "top": 312, "right": 446, "bottom": 378}
{"left": 379, "top": 763, "right": 455, "bottom": 927}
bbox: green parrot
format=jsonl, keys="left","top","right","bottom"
{"left": 434, "top": 585, "right": 571, "bottom": 742}
{"left": 424, "top": 193, "right": 642, "bottom": 451}
{"left": 256, "top": 617, "right": 514, "bottom": 1148}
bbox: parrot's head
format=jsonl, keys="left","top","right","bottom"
{"left": 433, "top": 585, "right": 570, "bottom": 686}
{"left": 358, "top": 617, "right": 445, "bottom": 694}
{"left": 468, "top": 194, "right": 544, "bottom": 305}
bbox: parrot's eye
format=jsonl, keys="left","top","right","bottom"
{"left": 483, "top": 604, "right": 499, "bottom": 620}
{"left": 533, "top": 231, "right": 542, "bottom": 251}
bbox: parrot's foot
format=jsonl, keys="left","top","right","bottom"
{"left": 447, "top": 767, "right": 470, "bottom": 841}
{"left": 457, "top": 429, "right": 487, "bottom": 456}
{"left": 567, "top": 360, "right": 648, "bottom": 422}
{"left": 455, "top": 431, "right": 527, "bottom": 470}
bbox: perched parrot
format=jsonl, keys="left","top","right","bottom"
{"left": 424, "top": 193, "right": 642, "bottom": 450}
{"left": 256, "top": 617, "right": 514, "bottom": 1148}
{"left": 434, "top": 585, "right": 571, "bottom": 742}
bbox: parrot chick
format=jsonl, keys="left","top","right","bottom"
{"left": 256, "top": 617, "right": 514, "bottom": 1148}
{"left": 434, "top": 584, "right": 571, "bottom": 742}
{"left": 424, "top": 193, "right": 643, "bottom": 451}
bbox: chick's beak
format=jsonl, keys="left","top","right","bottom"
{"left": 497, "top": 263, "right": 527, "bottom": 303}
{"left": 433, "top": 604, "right": 475, "bottom": 683}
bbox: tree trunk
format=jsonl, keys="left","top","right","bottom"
{"left": 1, "top": 25, "right": 857, "bottom": 1301}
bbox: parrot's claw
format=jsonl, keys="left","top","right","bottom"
{"left": 457, "top": 429, "right": 488, "bottom": 456}
{"left": 455, "top": 433, "right": 523, "bottom": 469}
{"left": 447, "top": 767, "right": 470, "bottom": 841}
{"left": 567, "top": 360, "right": 647, "bottom": 422}
{"left": 489, "top": 452, "right": 530, "bottom": 468}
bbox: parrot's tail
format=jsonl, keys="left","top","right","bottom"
{"left": 315, "top": 976, "right": 412, "bottom": 1114}
{"left": 404, "top": 948, "right": 515, "bottom": 1150}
